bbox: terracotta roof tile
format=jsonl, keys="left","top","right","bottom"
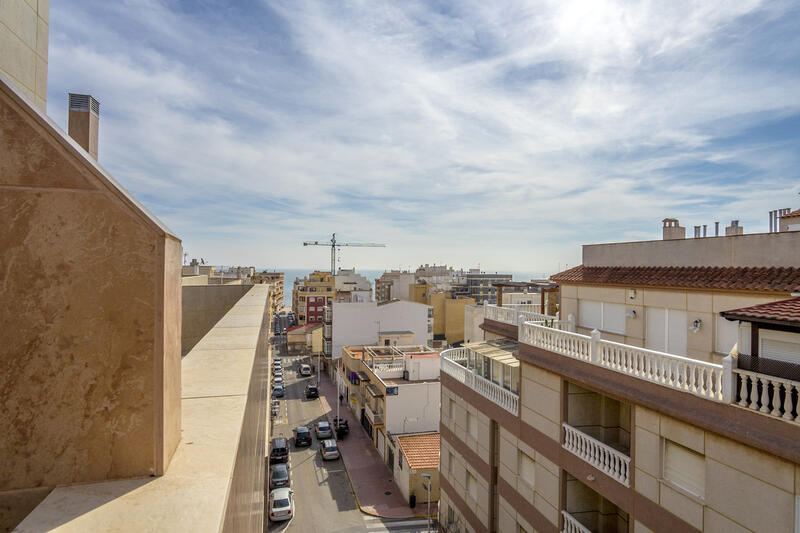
{"left": 720, "top": 298, "right": 800, "bottom": 325}
{"left": 551, "top": 265, "right": 800, "bottom": 293}
{"left": 396, "top": 432, "right": 440, "bottom": 470}
{"left": 784, "top": 209, "right": 800, "bottom": 217}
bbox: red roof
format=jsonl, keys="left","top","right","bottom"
{"left": 551, "top": 265, "right": 800, "bottom": 293}
{"left": 396, "top": 432, "right": 440, "bottom": 469}
{"left": 720, "top": 298, "right": 800, "bottom": 326}
{"left": 286, "top": 325, "right": 305, "bottom": 333}
{"left": 784, "top": 209, "right": 800, "bottom": 217}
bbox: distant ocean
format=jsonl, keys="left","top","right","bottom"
{"left": 265, "top": 268, "right": 549, "bottom": 308}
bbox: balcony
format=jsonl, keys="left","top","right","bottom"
{"left": 323, "top": 306, "right": 332, "bottom": 323}
{"left": 484, "top": 303, "right": 561, "bottom": 327}
{"left": 323, "top": 324, "right": 331, "bottom": 339}
{"left": 563, "top": 423, "right": 630, "bottom": 486}
{"left": 441, "top": 347, "right": 519, "bottom": 415}
{"left": 562, "top": 476, "right": 628, "bottom": 533}
{"left": 324, "top": 340, "right": 332, "bottom": 356}
{"left": 365, "top": 404, "right": 384, "bottom": 426}
{"left": 562, "top": 511, "right": 592, "bottom": 533}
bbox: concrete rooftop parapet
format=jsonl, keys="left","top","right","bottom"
{"left": 14, "top": 285, "right": 271, "bottom": 532}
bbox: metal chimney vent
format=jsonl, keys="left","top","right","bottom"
{"left": 69, "top": 93, "right": 100, "bottom": 116}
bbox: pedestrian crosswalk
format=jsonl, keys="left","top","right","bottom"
{"left": 362, "top": 514, "right": 433, "bottom": 532}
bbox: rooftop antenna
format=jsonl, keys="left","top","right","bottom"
{"left": 303, "top": 233, "right": 386, "bottom": 275}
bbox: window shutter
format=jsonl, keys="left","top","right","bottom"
{"left": 603, "top": 303, "right": 626, "bottom": 334}
{"left": 664, "top": 441, "right": 705, "bottom": 498}
{"left": 646, "top": 308, "right": 666, "bottom": 352}
{"left": 518, "top": 451, "right": 535, "bottom": 486}
{"left": 667, "top": 310, "right": 687, "bottom": 355}
{"left": 579, "top": 300, "right": 602, "bottom": 330}
{"left": 760, "top": 330, "right": 800, "bottom": 364}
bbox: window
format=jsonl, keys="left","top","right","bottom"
{"left": 448, "top": 399, "right": 455, "bottom": 420}
{"left": 578, "top": 300, "right": 625, "bottom": 334}
{"left": 715, "top": 314, "right": 739, "bottom": 355}
{"left": 646, "top": 308, "right": 687, "bottom": 355}
{"left": 664, "top": 440, "right": 705, "bottom": 499}
{"left": 518, "top": 451, "right": 535, "bottom": 487}
{"left": 760, "top": 329, "right": 800, "bottom": 364}
{"left": 466, "top": 471, "right": 478, "bottom": 500}
{"left": 447, "top": 506, "right": 455, "bottom": 526}
{"left": 448, "top": 451, "right": 454, "bottom": 474}
{"left": 467, "top": 412, "right": 478, "bottom": 439}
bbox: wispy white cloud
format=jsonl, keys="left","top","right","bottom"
{"left": 46, "top": 0, "right": 800, "bottom": 272}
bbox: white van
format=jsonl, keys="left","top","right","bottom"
{"left": 299, "top": 364, "right": 312, "bottom": 376}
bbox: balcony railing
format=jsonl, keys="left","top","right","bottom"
{"left": 323, "top": 341, "right": 332, "bottom": 356}
{"left": 323, "top": 307, "right": 332, "bottom": 323}
{"left": 365, "top": 404, "right": 384, "bottom": 426}
{"left": 323, "top": 324, "right": 331, "bottom": 339}
{"left": 562, "top": 423, "right": 630, "bottom": 486}
{"left": 441, "top": 349, "right": 519, "bottom": 416}
{"left": 521, "top": 322, "right": 724, "bottom": 402}
{"left": 562, "top": 510, "right": 593, "bottom": 533}
{"left": 734, "top": 367, "right": 800, "bottom": 423}
{"left": 484, "top": 304, "right": 562, "bottom": 328}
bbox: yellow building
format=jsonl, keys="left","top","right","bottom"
{"left": 292, "top": 270, "right": 335, "bottom": 325}
{"left": 411, "top": 282, "right": 475, "bottom": 346}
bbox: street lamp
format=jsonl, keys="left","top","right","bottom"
{"left": 421, "top": 473, "right": 432, "bottom": 533}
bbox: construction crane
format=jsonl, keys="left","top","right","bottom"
{"left": 303, "top": 233, "right": 386, "bottom": 275}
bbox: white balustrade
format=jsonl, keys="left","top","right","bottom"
{"left": 519, "top": 322, "right": 591, "bottom": 361}
{"left": 441, "top": 349, "right": 519, "bottom": 416}
{"left": 561, "top": 510, "right": 593, "bottom": 533}
{"left": 734, "top": 369, "right": 800, "bottom": 423}
{"left": 562, "top": 423, "right": 630, "bottom": 486}
{"left": 484, "top": 304, "right": 558, "bottom": 326}
{"left": 598, "top": 340, "right": 723, "bottom": 401}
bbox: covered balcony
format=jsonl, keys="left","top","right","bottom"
{"left": 563, "top": 476, "right": 628, "bottom": 533}
{"left": 564, "top": 383, "right": 631, "bottom": 486}
{"left": 440, "top": 340, "right": 520, "bottom": 415}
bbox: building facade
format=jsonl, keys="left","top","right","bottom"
{"left": 464, "top": 273, "right": 513, "bottom": 305}
{"left": 0, "top": 0, "right": 48, "bottom": 112}
{"left": 253, "top": 271, "right": 285, "bottom": 314}
{"left": 440, "top": 222, "right": 800, "bottom": 533}
{"left": 376, "top": 270, "right": 417, "bottom": 302}
{"left": 293, "top": 270, "right": 335, "bottom": 324}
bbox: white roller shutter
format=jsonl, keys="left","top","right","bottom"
{"left": 667, "top": 310, "right": 687, "bottom": 356}
{"left": 603, "top": 303, "right": 626, "bottom": 335}
{"left": 760, "top": 329, "right": 800, "bottom": 364}
{"left": 579, "top": 300, "right": 602, "bottom": 330}
{"left": 646, "top": 307, "right": 666, "bottom": 352}
{"left": 664, "top": 441, "right": 705, "bottom": 498}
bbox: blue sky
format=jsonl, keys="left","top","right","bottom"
{"left": 46, "top": 0, "right": 800, "bottom": 273}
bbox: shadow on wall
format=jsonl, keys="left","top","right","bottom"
{"left": 181, "top": 285, "right": 253, "bottom": 355}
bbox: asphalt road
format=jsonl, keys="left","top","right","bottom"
{"left": 266, "top": 354, "right": 432, "bottom": 533}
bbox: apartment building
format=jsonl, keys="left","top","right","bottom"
{"left": 410, "top": 282, "right": 476, "bottom": 347}
{"left": 464, "top": 273, "right": 513, "bottom": 304}
{"left": 338, "top": 345, "right": 442, "bottom": 505}
{"left": 253, "top": 270, "right": 285, "bottom": 313}
{"left": 336, "top": 268, "right": 372, "bottom": 302}
{"left": 440, "top": 219, "right": 800, "bottom": 533}
{"left": 1, "top": 13, "right": 273, "bottom": 529}
{"left": 293, "top": 270, "right": 335, "bottom": 324}
{"left": 376, "top": 270, "right": 417, "bottom": 302}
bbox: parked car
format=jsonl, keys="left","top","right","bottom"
{"left": 320, "top": 439, "right": 340, "bottom": 460}
{"left": 269, "top": 462, "right": 290, "bottom": 490}
{"left": 294, "top": 426, "right": 312, "bottom": 447}
{"left": 269, "top": 437, "right": 289, "bottom": 464}
{"left": 273, "top": 376, "right": 284, "bottom": 385}
{"left": 305, "top": 384, "right": 318, "bottom": 399}
{"left": 273, "top": 361, "right": 282, "bottom": 369}
{"left": 273, "top": 385, "right": 284, "bottom": 398}
{"left": 300, "top": 364, "right": 312, "bottom": 376}
{"left": 268, "top": 488, "right": 294, "bottom": 522}
{"left": 273, "top": 369, "right": 283, "bottom": 379}
{"left": 315, "top": 420, "right": 332, "bottom": 439}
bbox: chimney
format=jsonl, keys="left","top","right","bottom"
{"left": 68, "top": 93, "right": 100, "bottom": 159}
{"left": 662, "top": 218, "right": 685, "bottom": 240}
{"left": 725, "top": 220, "right": 743, "bottom": 236}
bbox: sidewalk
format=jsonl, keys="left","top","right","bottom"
{"left": 317, "top": 373, "right": 438, "bottom": 519}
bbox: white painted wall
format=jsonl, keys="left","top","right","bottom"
{"left": 406, "top": 356, "right": 441, "bottom": 380}
{"left": 385, "top": 381, "right": 440, "bottom": 435}
{"left": 464, "top": 305, "right": 485, "bottom": 344}
{"left": 503, "top": 292, "right": 543, "bottom": 306}
{"left": 332, "top": 300, "right": 432, "bottom": 359}
{"left": 391, "top": 273, "right": 417, "bottom": 301}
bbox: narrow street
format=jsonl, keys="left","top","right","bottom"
{"left": 267, "top": 353, "right": 432, "bottom": 533}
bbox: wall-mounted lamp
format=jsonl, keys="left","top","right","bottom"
{"left": 626, "top": 310, "right": 637, "bottom": 319}
{"left": 690, "top": 318, "right": 703, "bottom": 334}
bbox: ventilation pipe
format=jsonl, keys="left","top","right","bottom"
{"left": 68, "top": 93, "right": 100, "bottom": 160}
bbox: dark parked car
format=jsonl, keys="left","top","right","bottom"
{"left": 295, "top": 426, "right": 312, "bottom": 447}
{"left": 269, "top": 462, "right": 290, "bottom": 489}
{"left": 273, "top": 385, "right": 284, "bottom": 398}
{"left": 269, "top": 437, "right": 289, "bottom": 464}
{"left": 305, "top": 384, "right": 319, "bottom": 399}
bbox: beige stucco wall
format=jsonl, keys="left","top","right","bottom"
{"left": 0, "top": 0, "right": 48, "bottom": 111}
{"left": 0, "top": 76, "right": 181, "bottom": 523}
{"left": 520, "top": 362, "right": 562, "bottom": 442}
{"left": 634, "top": 405, "right": 799, "bottom": 532}
{"left": 560, "top": 283, "right": 784, "bottom": 362}
{"left": 182, "top": 285, "right": 252, "bottom": 355}
{"left": 445, "top": 297, "right": 475, "bottom": 345}
{"left": 582, "top": 231, "right": 800, "bottom": 268}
